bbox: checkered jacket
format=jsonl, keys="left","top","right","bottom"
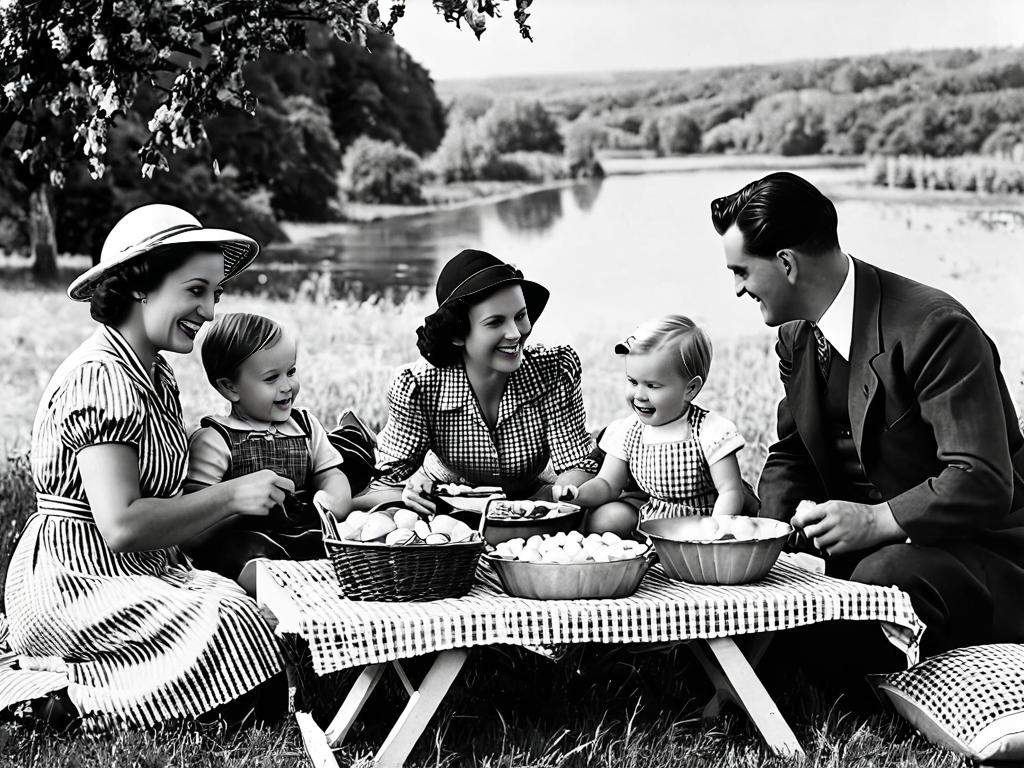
{"left": 376, "top": 345, "right": 598, "bottom": 495}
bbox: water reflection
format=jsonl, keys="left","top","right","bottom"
{"left": 570, "top": 178, "right": 604, "bottom": 213}
{"left": 232, "top": 169, "right": 1021, "bottom": 347}
{"left": 494, "top": 188, "right": 564, "bottom": 235}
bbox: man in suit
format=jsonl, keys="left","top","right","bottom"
{"left": 710, "top": 171, "right": 1024, "bottom": 665}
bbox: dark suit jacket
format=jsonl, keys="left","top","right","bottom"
{"left": 759, "top": 258, "right": 1024, "bottom": 559}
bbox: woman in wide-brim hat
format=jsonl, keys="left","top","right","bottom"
{"left": 3, "top": 204, "right": 288, "bottom": 728}
{"left": 355, "top": 249, "right": 600, "bottom": 513}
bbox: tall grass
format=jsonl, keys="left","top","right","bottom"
{"left": 0, "top": 284, "right": 1007, "bottom": 767}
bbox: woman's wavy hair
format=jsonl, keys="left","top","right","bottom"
{"left": 416, "top": 298, "right": 471, "bottom": 368}
{"left": 88, "top": 244, "right": 210, "bottom": 326}
{"left": 710, "top": 171, "right": 839, "bottom": 258}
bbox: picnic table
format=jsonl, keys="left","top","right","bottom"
{"left": 257, "top": 555, "right": 924, "bottom": 767}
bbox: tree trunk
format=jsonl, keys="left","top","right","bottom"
{"left": 29, "top": 182, "right": 58, "bottom": 282}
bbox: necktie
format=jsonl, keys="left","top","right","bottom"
{"left": 811, "top": 324, "right": 832, "bottom": 380}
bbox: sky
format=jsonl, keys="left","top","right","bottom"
{"left": 389, "top": 0, "right": 1024, "bottom": 81}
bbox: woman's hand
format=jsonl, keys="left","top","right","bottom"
{"left": 402, "top": 476, "right": 437, "bottom": 515}
{"left": 222, "top": 470, "right": 295, "bottom": 518}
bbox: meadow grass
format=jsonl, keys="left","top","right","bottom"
{"left": 0, "top": 283, "right": 1015, "bottom": 767}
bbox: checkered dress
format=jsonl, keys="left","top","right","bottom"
{"left": 376, "top": 345, "right": 598, "bottom": 497}
{"left": 3, "top": 326, "right": 282, "bottom": 727}
{"left": 620, "top": 405, "right": 719, "bottom": 520}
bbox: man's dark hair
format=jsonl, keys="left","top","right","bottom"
{"left": 710, "top": 171, "right": 840, "bottom": 258}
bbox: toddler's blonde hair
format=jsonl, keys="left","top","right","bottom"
{"left": 619, "top": 315, "right": 713, "bottom": 383}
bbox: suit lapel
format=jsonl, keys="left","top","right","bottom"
{"left": 848, "top": 258, "right": 885, "bottom": 453}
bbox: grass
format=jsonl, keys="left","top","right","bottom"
{"left": 1, "top": 282, "right": 1017, "bottom": 767}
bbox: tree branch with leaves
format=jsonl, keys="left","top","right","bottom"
{"left": 1, "top": 0, "right": 533, "bottom": 184}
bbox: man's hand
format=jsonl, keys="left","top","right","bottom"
{"left": 792, "top": 499, "right": 905, "bottom": 556}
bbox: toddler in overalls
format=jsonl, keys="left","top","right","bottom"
{"left": 184, "top": 312, "right": 354, "bottom": 594}
{"left": 554, "top": 315, "right": 752, "bottom": 535}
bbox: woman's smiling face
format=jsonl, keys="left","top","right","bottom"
{"left": 141, "top": 250, "right": 224, "bottom": 354}
{"left": 458, "top": 285, "right": 532, "bottom": 375}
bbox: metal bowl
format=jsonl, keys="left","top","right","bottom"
{"left": 485, "top": 550, "right": 653, "bottom": 599}
{"left": 639, "top": 517, "right": 792, "bottom": 585}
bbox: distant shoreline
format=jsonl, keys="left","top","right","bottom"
{"left": 282, "top": 155, "right": 1023, "bottom": 245}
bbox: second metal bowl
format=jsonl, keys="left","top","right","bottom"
{"left": 639, "top": 517, "right": 792, "bottom": 585}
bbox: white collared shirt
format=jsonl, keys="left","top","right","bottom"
{"left": 814, "top": 254, "right": 855, "bottom": 361}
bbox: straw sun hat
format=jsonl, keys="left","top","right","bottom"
{"left": 67, "top": 204, "right": 260, "bottom": 301}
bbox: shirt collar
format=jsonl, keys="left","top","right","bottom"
{"left": 99, "top": 325, "right": 173, "bottom": 394}
{"left": 218, "top": 409, "right": 305, "bottom": 436}
{"left": 436, "top": 351, "right": 549, "bottom": 419}
{"left": 814, "top": 254, "right": 855, "bottom": 361}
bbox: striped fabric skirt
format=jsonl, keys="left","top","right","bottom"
{"left": 3, "top": 495, "right": 283, "bottom": 727}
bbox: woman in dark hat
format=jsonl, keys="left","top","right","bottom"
{"left": 357, "top": 249, "right": 599, "bottom": 513}
{"left": 3, "top": 204, "right": 286, "bottom": 728}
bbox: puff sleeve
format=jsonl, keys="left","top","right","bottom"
{"left": 546, "top": 346, "right": 599, "bottom": 475}
{"left": 375, "top": 366, "right": 433, "bottom": 484}
{"left": 51, "top": 361, "right": 145, "bottom": 454}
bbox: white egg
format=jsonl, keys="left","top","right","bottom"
{"left": 507, "top": 538, "right": 526, "bottom": 556}
{"left": 600, "top": 531, "right": 623, "bottom": 546}
{"left": 729, "top": 516, "right": 760, "bottom": 541}
{"left": 562, "top": 541, "right": 583, "bottom": 559}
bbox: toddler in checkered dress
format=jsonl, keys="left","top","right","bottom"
{"left": 183, "top": 313, "right": 353, "bottom": 594}
{"left": 554, "top": 315, "right": 751, "bottom": 535}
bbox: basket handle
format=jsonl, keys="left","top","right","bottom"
{"left": 313, "top": 492, "right": 341, "bottom": 540}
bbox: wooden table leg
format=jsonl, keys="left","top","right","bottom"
{"left": 374, "top": 649, "right": 469, "bottom": 768}
{"left": 325, "top": 663, "right": 387, "bottom": 745}
{"left": 296, "top": 711, "right": 342, "bottom": 768}
{"left": 699, "top": 637, "right": 804, "bottom": 757}
{"left": 692, "top": 633, "right": 776, "bottom": 719}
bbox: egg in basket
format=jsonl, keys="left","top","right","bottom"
{"left": 316, "top": 500, "right": 486, "bottom": 601}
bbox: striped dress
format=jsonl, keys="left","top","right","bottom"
{"left": 3, "top": 326, "right": 282, "bottom": 727}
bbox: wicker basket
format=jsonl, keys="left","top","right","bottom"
{"left": 319, "top": 501, "right": 485, "bottom": 601}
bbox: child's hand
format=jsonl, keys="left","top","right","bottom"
{"left": 551, "top": 484, "right": 579, "bottom": 502}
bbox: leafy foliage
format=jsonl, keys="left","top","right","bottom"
{"left": 439, "top": 46, "right": 1024, "bottom": 161}
{"left": 0, "top": 0, "right": 535, "bottom": 182}
{"left": 340, "top": 135, "right": 424, "bottom": 204}
{"left": 479, "top": 97, "right": 563, "bottom": 154}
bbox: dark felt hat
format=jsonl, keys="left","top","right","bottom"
{"left": 432, "top": 249, "right": 549, "bottom": 322}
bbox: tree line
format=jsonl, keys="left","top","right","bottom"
{"left": 4, "top": 11, "right": 1022, "bottom": 280}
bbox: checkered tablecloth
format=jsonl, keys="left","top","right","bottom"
{"left": 260, "top": 554, "right": 925, "bottom": 677}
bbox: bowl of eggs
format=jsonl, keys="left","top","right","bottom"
{"left": 484, "top": 530, "right": 654, "bottom": 599}
{"left": 639, "top": 516, "right": 791, "bottom": 585}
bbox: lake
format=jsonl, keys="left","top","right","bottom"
{"left": 252, "top": 165, "right": 1024, "bottom": 360}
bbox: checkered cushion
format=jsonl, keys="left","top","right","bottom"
{"left": 874, "top": 644, "right": 1024, "bottom": 762}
